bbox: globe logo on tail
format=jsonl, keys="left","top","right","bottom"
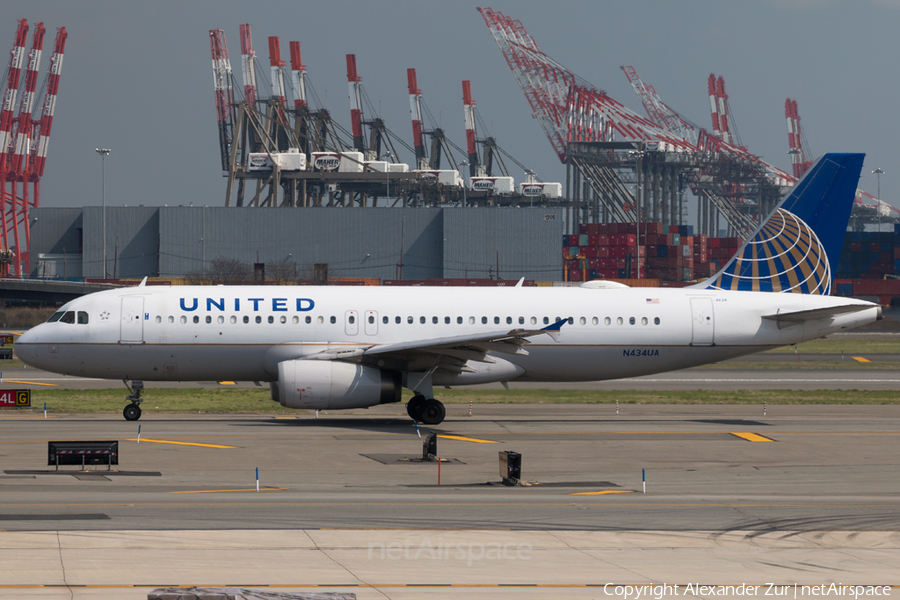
{"left": 705, "top": 209, "right": 831, "bottom": 295}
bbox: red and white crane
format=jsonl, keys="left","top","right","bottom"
{"left": 462, "top": 80, "right": 479, "bottom": 177}
{"left": 238, "top": 24, "right": 258, "bottom": 109}
{"left": 407, "top": 68, "right": 427, "bottom": 169}
{"left": 784, "top": 98, "right": 812, "bottom": 179}
{"left": 267, "top": 36, "right": 287, "bottom": 107}
{"left": 346, "top": 54, "right": 366, "bottom": 153}
{"left": 209, "top": 29, "right": 235, "bottom": 172}
{"left": 0, "top": 21, "right": 67, "bottom": 276}
{"left": 289, "top": 41, "right": 307, "bottom": 111}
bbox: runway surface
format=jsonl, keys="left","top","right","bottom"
{"left": 1, "top": 405, "right": 898, "bottom": 597}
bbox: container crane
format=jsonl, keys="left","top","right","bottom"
{"left": 407, "top": 68, "right": 427, "bottom": 169}
{"left": 785, "top": 98, "right": 812, "bottom": 178}
{"left": 209, "top": 29, "right": 236, "bottom": 172}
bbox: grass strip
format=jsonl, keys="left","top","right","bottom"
{"left": 10, "top": 387, "right": 900, "bottom": 416}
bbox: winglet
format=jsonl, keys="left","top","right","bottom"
{"left": 540, "top": 318, "right": 566, "bottom": 342}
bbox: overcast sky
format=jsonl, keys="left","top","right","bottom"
{"left": 6, "top": 0, "right": 900, "bottom": 213}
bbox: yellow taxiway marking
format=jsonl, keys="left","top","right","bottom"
{"left": 170, "top": 488, "right": 286, "bottom": 494}
{"left": 274, "top": 416, "right": 298, "bottom": 419}
{"left": 570, "top": 490, "right": 635, "bottom": 496}
{"left": 124, "top": 438, "right": 238, "bottom": 449}
{"left": 0, "top": 380, "right": 58, "bottom": 386}
{"left": 852, "top": 356, "right": 871, "bottom": 363}
{"left": 436, "top": 434, "right": 498, "bottom": 444}
{"left": 0, "top": 584, "right": 898, "bottom": 590}
{"left": 218, "top": 381, "right": 236, "bottom": 385}
{"left": 730, "top": 432, "right": 774, "bottom": 442}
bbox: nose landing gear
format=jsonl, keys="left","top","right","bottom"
{"left": 123, "top": 380, "right": 144, "bottom": 421}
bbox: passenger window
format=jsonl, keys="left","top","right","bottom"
{"left": 519, "top": 317, "right": 525, "bottom": 325}
{"left": 481, "top": 316, "right": 488, "bottom": 324}
{"left": 629, "top": 317, "right": 635, "bottom": 325}
{"left": 617, "top": 317, "right": 623, "bottom": 325}
{"left": 59, "top": 311, "right": 75, "bottom": 324}
{"left": 506, "top": 317, "right": 512, "bottom": 325}
{"left": 445, "top": 316, "right": 451, "bottom": 324}
{"left": 292, "top": 316, "right": 299, "bottom": 324}
{"left": 408, "top": 316, "right": 414, "bottom": 324}
{"left": 432, "top": 316, "right": 438, "bottom": 324}
{"left": 494, "top": 317, "right": 500, "bottom": 325}
{"left": 280, "top": 316, "right": 286, "bottom": 324}
{"left": 155, "top": 315, "right": 161, "bottom": 324}
{"left": 531, "top": 317, "right": 537, "bottom": 325}
{"left": 256, "top": 316, "right": 262, "bottom": 324}
{"left": 180, "top": 316, "right": 187, "bottom": 324}
{"left": 420, "top": 316, "right": 426, "bottom": 324}
{"left": 605, "top": 317, "right": 611, "bottom": 325}
{"left": 592, "top": 317, "right": 599, "bottom": 325}
{"left": 231, "top": 316, "right": 238, "bottom": 324}
{"left": 77, "top": 312, "right": 89, "bottom": 324}
{"left": 330, "top": 316, "right": 336, "bottom": 324}
{"left": 206, "top": 316, "right": 212, "bottom": 324}
{"left": 349, "top": 316, "right": 355, "bottom": 324}
{"left": 457, "top": 317, "right": 463, "bottom": 324}
{"left": 317, "top": 316, "right": 324, "bottom": 324}
{"left": 218, "top": 316, "right": 225, "bottom": 324}
{"left": 193, "top": 316, "right": 200, "bottom": 324}
{"left": 47, "top": 312, "right": 64, "bottom": 323}
{"left": 654, "top": 317, "right": 661, "bottom": 325}
{"left": 382, "top": 316, "right": 388, "bottom": 324}
{"left": 543, "top": 317, "right": 549, "bottom": 325}
{"left": 168, "top": 316, "right": 175, "bottom": 324}
{"left": 567, "top": 317, "right": 574, "bottom": 325}
{"left": 641, "top": 317, "right": 648, "bottom": 325}
{"left": 243, "top": 316, "right": 250, "bottom": 324}
{"left": 306, "top": 316, "right": 312, "bottom": 324}
{"left": 579, "top": 317, "right": 586, "bottom": 325}
{"left": 368, "top": 316, "right": 375, "bottom": 324}
{"left": 469, "top": 316, "right": 475, "bottom": 324}
{"left": 396, "top": 316, "right": 402, "bottom": 324}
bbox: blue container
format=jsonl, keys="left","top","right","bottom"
{"left": 860, "top": 263, "right": 871, "bottom": 273}
{"left": 894, "top": 258, "right": 900, "bottom": 272}
{"left": 871, "top": 253, "right": 881, "bottom": 263}
{"left": 850, "top": 232, "right": 861, "bottom": 241}
{"left": 588, "top": 269, "right": 599, "bottom": 280}
{"left": 617, "top": 268, "right": 627, "bottom": 278}
{"left": 657, "top": 245, "right": 668, "bottom": 257}
{"left": 837, "top": 282, "right": 853, "bottom": 297}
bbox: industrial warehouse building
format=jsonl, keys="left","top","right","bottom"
{"left": 29, "top": 206, "right": 565, "bottom": 282}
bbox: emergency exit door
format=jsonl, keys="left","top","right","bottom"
{"left": 690, "top": 298, "right": 715, "bottom": 346}
{"left": 120, "top": 297, "right": 145, "bottom": 344}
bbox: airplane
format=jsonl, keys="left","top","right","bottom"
{"left": 15, "top": 153, "right": 881, "bottom": 425}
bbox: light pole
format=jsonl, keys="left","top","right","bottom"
{"left": 525, "top": 169, "right": 536, "bottom": 207}
{"left": 873, "top": 168, "right": 885, "bottom": 229}
{"left": 96, "top": 148, "right": 111, "bottom": 278}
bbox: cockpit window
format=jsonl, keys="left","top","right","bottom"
{"left": 59, "top": 311, "right": 75, "bottom": 324}
{"left": 47, "top": 311, "right": 64, "bottom": 323}
{"left": 77, "top": 311, "right": 89, "bottom": 325}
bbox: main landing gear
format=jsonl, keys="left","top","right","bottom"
{"left": 407, "top": 394, "right": 446, "bottom": 425}
{"left": 123, "top": 380, "right": 144, "bottom": 421}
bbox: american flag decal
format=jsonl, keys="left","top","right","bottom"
{"left": 646, "top": 298, "right": 659, "bottom": 304}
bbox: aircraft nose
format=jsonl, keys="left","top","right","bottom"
{"left": 14, "top": 328, "right": 38, "bottom": 364}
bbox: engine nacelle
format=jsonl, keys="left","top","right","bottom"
{"left": 277, "top": 360, "right": 401, "bottom": 410}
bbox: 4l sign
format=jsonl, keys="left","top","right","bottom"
{"left": 0, "top": 389, "right": 30, "bottom": 408}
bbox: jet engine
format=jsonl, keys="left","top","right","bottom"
{"left": 276, "top": 359, "right": 401, "bottom": 410}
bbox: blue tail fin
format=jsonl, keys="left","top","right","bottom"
{"left": 698, "top": 153, "right": 864, "bottom": 295}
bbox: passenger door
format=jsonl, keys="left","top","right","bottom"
{"left": 120, "top": 297, "right": 145, "bottom": 344}
{"left": 690, "top": 298, "right": 714, "bottom": 346}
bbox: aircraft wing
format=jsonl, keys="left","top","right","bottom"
{"left": 762, "top": 304, "right": 874, "bottom": 323}
{"left": 359, "top": 320, "right": 566, "bottom": 374}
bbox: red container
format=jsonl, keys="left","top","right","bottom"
{"left": 597, "top": 234, "right": 609, "bottom": 246}
{"left": 710, "top": 238, "right": 722, "bottom": 249}
{"left": 568, "top": 269, "right": 583, "bottom": 282}
{"left": 682, "top": 235, "right": 693, "bottom": 246}
{"left": 588, "top": 258, "right": 600, "bottom": 269}
{"left": 578, "top": 224, "right": 589, "bottom": 235}
{"left": 597, "top": 223, "right": 610, "bottom": 234}
{"left": 588, "top": 234, "right": 599, "bottom": 246}
{"left": 581, "top": 246, "right": 596, "bottom": 258}
{"left": 850, "top": 242, "right": 862, "bottom": 252}
{"left": 624, "top": 233, "right": 637, "bottom": 246}
{"left": 596, "top": 246, "right": 610, "bottom": 258}
{"left": 587, "top": 223, "right": 600, "bottom": 235}
{"left": 871, "top": 243, "right": 880, "bottom": 253}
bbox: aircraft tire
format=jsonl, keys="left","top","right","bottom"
{"left": 419, "top": 399, "right": 445, "bottom": 425}
{"left": 123, "top": 404, "right": 142, "bottom": 421}
{"left": 407, "top": 395, "right": 426, "bottom": 420}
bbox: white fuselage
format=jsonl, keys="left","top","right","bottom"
{"left": 15, "top": 285, "right": 880, "bottom": 385}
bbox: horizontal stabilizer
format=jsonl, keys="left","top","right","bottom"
{"left": 762, "top": 304, "right": 872, "bottom": 323}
